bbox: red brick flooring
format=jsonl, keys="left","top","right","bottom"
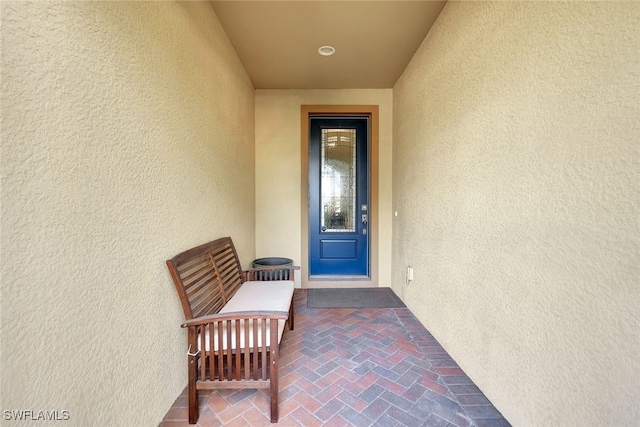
{"left": 160, "top": 289, "right": 510, "bottom": 427}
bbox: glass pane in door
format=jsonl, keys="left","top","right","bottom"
{"left": 320, "top": 128, "right": 356, "bottom": 232}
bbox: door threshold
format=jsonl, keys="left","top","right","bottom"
{"left": 309, "top": 275, "right": 370, "bottom": 281}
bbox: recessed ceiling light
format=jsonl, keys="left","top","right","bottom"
{"left": 318, "top": 46, "right": 336, "bottom": 56}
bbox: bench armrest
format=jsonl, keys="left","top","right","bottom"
{"left": 181, "top": 311, "right": 288, "bottom": 328}
{"left": 242, "top": 265, "right": 300, "bottom": 282}
{"left": 181, "top": 311, "right": 289, "bottom": 354}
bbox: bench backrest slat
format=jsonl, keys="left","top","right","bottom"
{"left": 167, "top": 237, "right": 243, "bottom": 320}
{"left": 207, "top": 239, "right": 243, "bottom": 303}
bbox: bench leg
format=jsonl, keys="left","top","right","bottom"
{"left": 288, "top": 299, "right": 294, "bottom": 331}
{"left": 269, "top": 323, "right": 280, "bottom": 423}
{"left": 187, "top": 328, "right": 199, "bottom": 424}
{"left": 187, "top": 356, "right": 199, "bottom": 424}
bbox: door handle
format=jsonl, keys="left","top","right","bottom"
{"left": 361, "top": 214, "right": 368, "bottom": 224}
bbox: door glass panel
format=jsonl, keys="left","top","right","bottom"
{"left": 320, "top": 128, "right": 356, "bottom": 232}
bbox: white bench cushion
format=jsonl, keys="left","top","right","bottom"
{"left": 200, "top": 280, "right": 294, "bottom": 352}
{"left": 221, "top": 280, "right": 294, "bottom": 313}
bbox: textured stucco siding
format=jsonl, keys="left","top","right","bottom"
{"left": 392, "top": 2, "right": 639, "bottom": 426}
{"left": 1, "top": 2, "right": 255, "bottom": 425}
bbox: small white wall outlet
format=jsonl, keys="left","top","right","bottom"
{"left": 407, "top": 266, "right": 414, "bottom": 283}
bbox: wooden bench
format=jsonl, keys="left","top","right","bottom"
{"left": 166, "top": 237, "right": 297, "bottom": 424}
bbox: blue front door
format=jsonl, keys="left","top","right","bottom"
{"left": 309, "top": 116, "right": 369, "bottom": 276}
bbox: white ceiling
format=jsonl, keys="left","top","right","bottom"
{"left": 211, "top": 1, "right": 447, "bottom": 89}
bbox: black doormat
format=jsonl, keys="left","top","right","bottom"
{"left": 307, "top": 287, "right": 405, "bottom": 308}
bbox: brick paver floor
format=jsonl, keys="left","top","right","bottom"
{"left": 160, "top": 289, "right": 510, "bottom": 427}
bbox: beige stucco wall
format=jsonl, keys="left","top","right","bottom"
{"left": 1, "top": 2, "right": 255, "bottom": 425}
{"left": 392, "top": 1, "right": 639, "bottom": 426}
{"left": 255, "top": 89, "right": 393, "bottom": 287}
